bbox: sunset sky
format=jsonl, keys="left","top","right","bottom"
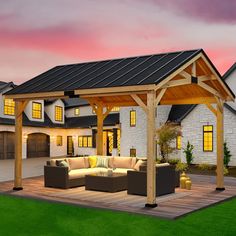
{"left": 0, "top": 0, "right": 235, "bottom": 84}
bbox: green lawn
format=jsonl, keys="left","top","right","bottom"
{"left": 0, "top": 194, "right": 235, "bottom": 236}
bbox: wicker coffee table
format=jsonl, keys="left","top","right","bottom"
{"left": 85, "top": 173, "right": 127, "bottom": 193}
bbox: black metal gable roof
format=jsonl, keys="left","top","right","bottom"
{"left": 6, "top": 49, "right": 202, "bottom": 95}
{"left": 223, "top": 62, "right": 236, "bottom": 80}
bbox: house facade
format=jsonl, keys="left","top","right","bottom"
{"left": 1, "top": 62, "right": 236, "bottom": 166}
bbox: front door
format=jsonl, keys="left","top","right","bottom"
{"left": 67, "top": 136, "right": 74, "bottom": 156}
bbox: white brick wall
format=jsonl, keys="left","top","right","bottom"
{"left": 120, "top": 105, "right": 171, "bottom": 157}
{"left": 180, "top": 104, "right": 236, "bottom": 166}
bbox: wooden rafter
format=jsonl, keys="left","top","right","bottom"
{"left": 131, "top": 94, "right": 148, "bottom": 113}
{"left": 155, "top": 88, "right": 166, "bottom": 106}
{"left": 205, "top": 103, "right": 217, "bottom": 116}
{"left": 198, "top": 81, "right": 223, "bottom": 99}
{"left": 103, "top": 106, "right": 113, "bottom": 120}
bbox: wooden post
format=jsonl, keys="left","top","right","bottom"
{"left": 216, "top": 100, "right": 225, "bottom": 190}
{"left": 96, "top": 105, "right": 104, "bottom": 155}
{"left": 145, "top": 91, "right": 157, "bottom": 207}
{"left": 13, "top": 101, "right": 26, "bottom": 190}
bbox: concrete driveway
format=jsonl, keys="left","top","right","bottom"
{"left": 0, "top": 157, "right": 49, "bottom": 182}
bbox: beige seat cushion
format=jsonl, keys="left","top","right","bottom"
{"left": 68, "top": 167, "right": 107, "bottom": 179}
{"left": 134, "top": 160, "right": 144, "bottom": 171}
{"left": 113, "top": 157, "right": 133, "bottom": 169}
{"left": 67, "top": 157, "right": 85, "bottom": 170}
{"left": 156, "top": 163, "right": 170, "bottom": 167}
{"left": 113, "top": 168, "right": 134, "bottom": 174}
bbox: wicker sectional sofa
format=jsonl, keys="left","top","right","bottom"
{"left": 44, "top": 156, "right": 141, "bottom": 189}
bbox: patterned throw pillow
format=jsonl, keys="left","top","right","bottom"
{"left": 58, "top": 160, "right": 70, "bottom": 171}
{"left": 96, "top": 157, "right": 109, "bottom": 168}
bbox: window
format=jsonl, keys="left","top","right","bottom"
{"left": 176, "top": 136, "right": 182, "bottom": 150}
{"left": 55, "top": 106, "right": 63, "bottom": 122}
{"left": 74, "top": 108, "right": 80, "bottom": 116}
{"left": 32, "top": 102, "right": 42, "bottom": 119}
{"left": 130, "top": 148, "right": 136, "bottom": 157}
{"left": 78, "top": 136, "right": 92, "bottom": 147}
{"left": 130, "top": 110, "right": 136, "bottom": 127}
{"left": 56, "top": 136, "right": 63, "bottom": 146}
{"left": 111, "top": 107, "right": 120, "bottom": 112}
{"left": 203, "top": 125, "right": 213, "bottom": 152}
{"left": 4, "top": 98, "right": 15, "bottom": 116}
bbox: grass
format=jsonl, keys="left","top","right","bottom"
{"left": 0, "top": 194, "right": 236, "bottom": 236}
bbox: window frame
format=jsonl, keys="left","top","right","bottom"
{"left": 4, "top": 98, "right": 15, "bottom": 116}
{"left": 56, "top": 135, "right": 63, "bottom": 146}
{"left": 130, "top": 110, "right": 136, "bottom": 127}
{"left": 55, "top": 105, "right": 63, "bottom": 122}
{"left": 111, "top": 107, "right": 120, "bottom": 112}
{"left": 78, "top": 136, "right": 92, "bottom": 148}
{"left": 203, "top": 125, "right": 213, "bottom": 152}
{"left": 32, "top": 102, "right": 42, "bottom": 119}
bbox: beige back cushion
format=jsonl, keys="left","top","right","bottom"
{"left": 113, "top": 157, "right": 132, "bottom": 169}
{"left": 134, "top": 159, "right": 144, "bottom": 171}
{"left": 67, "top": 157, "right": 85, "bottom": 170}
{"left": 131, "top": 157, "right": 137, "bottom": 168}
{"left": 108, "top": 157, "right": 114, "bottom": 168}
{"left": 84, "top": 157, "right": 90, "bottom": 168}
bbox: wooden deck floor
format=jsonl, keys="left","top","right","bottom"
{"left": 0, "top": 174, "right": 235, "bottom": 219}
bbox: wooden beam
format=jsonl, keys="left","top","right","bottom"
{"left": 192, "top": 62, "right": 197, "bottom": 77}
{"left": 198, "top": 75, "right": 215, "bottom": 82}
{"left": 198, "top": 81, "right": 223, "bottom": 99}
{"left": 145, "top": 90, "right": 157, "bottom": 207}
{"left": 216, "top": 100, "right": 225, "bottom": 190}
{"left": 96, "top": 105, "right": 104, "bottom": 155}
{"left": 131, "top": 94, "right": 148, "bottom": 113}
{"left": 179, "top": 71, "right": 192, "bottom": 80}
{"left": 81, "top": 91, "right": 147, "bottom": 98}
{"left": 215, "top": 96, "right": 223, "bottom": 112}
{"left": 160, "top": 97, "right": 216, "bottom": 105}
{"left": 103, "top": 106, "right": 113, "bottom": 119}
{"left": 155, "top": 88, "right": 166, "bottom": 106}
{"left": 205, "top": 103, "right": 217, "bottom": 116}
{"left": 13, "top": 100, "right": 28, "bottom": 190}
{"left": 162, "top": 78, "right": 191, "bottom": 89}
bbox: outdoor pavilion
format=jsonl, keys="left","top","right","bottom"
{"left": 5, "top": 49, "right": 235, "bottom": 208}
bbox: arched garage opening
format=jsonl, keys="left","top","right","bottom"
{"left": 27, "top": 133, "right": 50, "bottom": 158}
{"left": 0, "top": 131, "right": 15, "bottom": 159}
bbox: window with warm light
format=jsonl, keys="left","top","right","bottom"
{"left": 74, "top": 108, "right": 80, "bottom": 116}
{"left": 130, "top": 148, "right": 136, "bottom": 157}
{"left": 55, "top": 106, "right": 63, "bottom": 122}
{"left": 78, "top": 136, "right": 92, "bottom": 147}
{"left": 4, "top": 98, "right": 15, "bottom": 116}
{"left": 203, "top": 125, "right": 213, "bottom": 152}
{"left": 56, "top": 136, "right": 63, "bottom": 146}
{"left": 130, "top": 110, "right": 136, "bottom": 127}
{"left": 111, "top": 107, "right": 120, "bottom": 112}
{"left": 32, "top": 102, "right": 42, "bottom": 119}
{"left": 176, "top": 136, "right": 182, "bottom": 150}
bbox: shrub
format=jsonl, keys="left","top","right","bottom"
{"left": 168, "top": 158, "right": 181, "bottom": 165}
{"left": 183, "top": 141, "right": 194, "bottom": 165}
{"left": 224, "top": 142, "right": 232, "bottom": 167}
{"left": 224, "top": 166, "right": 229, "bottom": 176}
{"left": 156, "top": 122, "right": 182, "bottom": 162}
{"left": 175, "top": 162, "right": 188, "bottom": 172}
{"left": 198, "top": 163, "right": 214, "bottom": 171}
{"left": 156, "top": 158, "right": 161, "bottom": 164}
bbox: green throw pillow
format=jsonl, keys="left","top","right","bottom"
{"left": 59, "top": 160, "right": 70, "bottom": 171}
{"left": 96, "top": 157, "right": 109, "bottom": 168}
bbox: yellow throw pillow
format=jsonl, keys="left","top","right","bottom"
{"left": 89, "top": 156, "right": 97, "bottom": 168}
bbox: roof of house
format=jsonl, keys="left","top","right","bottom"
{"left": 63, "top": 98, "right": 89, "bottom": 109}
{"left": 223, "top": 62, "right": 236, "bottom": 80}
{"left": 6, "top": 49, "right": 206, "bottom": 95}
{"left": 0, "top": 81, "right": 16, "bottom": 93}
{"left": 0, "top": 113, "right": 119, "bottom": 129}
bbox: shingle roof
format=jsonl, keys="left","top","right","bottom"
{"left": 0, "top": 113, "right": 119, "bottom": 129}
{"left": 0, "top": 81, "right": 16, "bottom": 92}
{"left": 223, "top": 62, "right": 236, "bottom": 80}
{"left": 63, "top": 98, "right": 89, "bottom": 109}
{"left": 6, "top": 49, "right": 202, "bottom": 95}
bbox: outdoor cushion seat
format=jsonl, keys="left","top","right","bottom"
{"left": 69, "top": 168, "right": 106, "bottom": 179}
{"left": 112, "top": 168, "right": 134, "bottom": 174}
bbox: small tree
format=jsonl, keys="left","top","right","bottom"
{"left": 183, "top": 141, "right": 194, "bottom": 165}
{"left": 156, "top": 122, "right": 181, "bottom": 162}
{"left": 224, "top": 142, "right": 231, "bottom": 167}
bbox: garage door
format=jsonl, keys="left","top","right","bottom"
{"left": 27, "top": 133, "right": 50, "bottom": 158}
{"left": 0, "top": 131, "right": 15, "bottom": 160}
